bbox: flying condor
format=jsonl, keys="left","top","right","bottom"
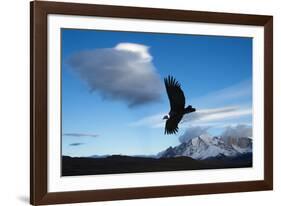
{"left": 163, "top": 76, "right": 196, "bottom": 135}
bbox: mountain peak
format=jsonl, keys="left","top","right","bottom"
{"left": 159, "top": 136, "right": 252, "bottom": 160}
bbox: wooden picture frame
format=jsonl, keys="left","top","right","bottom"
{"left": 30, "top": 1, "right": 273, "bottom": 205}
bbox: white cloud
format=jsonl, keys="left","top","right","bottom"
{"left": 190, "top": 79, "right": 252, "bottom": 107}
{"left": 130, "top": 106, "right": 251, "bottom": 129}
{"left": 182, "top": 106, "right": 252, "bottom": 124}
{"left": 221, "top": 124, "right": 252, "bottom": 138}
{"left": 68, "top": 42, "right": 163, "bottom": 107}
{"left": 115, "top": 43, "right": 152, "bottom": 62}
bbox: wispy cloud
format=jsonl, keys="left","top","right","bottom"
{"left": 190, "top": 79, "right": 252, "bottom": 107}
{"left": 181, "top": 106, "right": 252, "bottom": 124}
{"left": 63, "top": 133, "right": 99, "bottom": 138}
{"left": 67, "top": 42, "right": 163, "bottom": 107}
{"left": 130, "top": 106, "right": 251, "bottom": 129}
{"left": 69, "top": 143, "right": 85, "bottom": 146}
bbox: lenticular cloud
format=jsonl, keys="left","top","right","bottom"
{"left": 68, "top": 42, "right": 163, "bottom": 107}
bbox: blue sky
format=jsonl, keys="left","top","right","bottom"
{"left": 61, "top": 29, "right": 252, "bottom": 157}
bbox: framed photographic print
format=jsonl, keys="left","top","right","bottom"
{"left": 30, "top": 1, "right": 273, "bottom": 205}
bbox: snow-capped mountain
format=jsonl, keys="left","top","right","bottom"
{"left": 158, "top": 135, "right": 252, "bottom": 160}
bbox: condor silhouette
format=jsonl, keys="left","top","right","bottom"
{"left": 163, "top": 76, "right": 196, "bottom": 135}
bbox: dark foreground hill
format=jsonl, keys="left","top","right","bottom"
{"left": 62, "top": 153, "right": 252, "bottom": 176}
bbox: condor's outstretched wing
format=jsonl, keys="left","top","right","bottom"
{"left": 164, "top": 115, "right": 182, "bottom": 135}
{"left": 164, "top": 75, "right": 185, "bottom": 112}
